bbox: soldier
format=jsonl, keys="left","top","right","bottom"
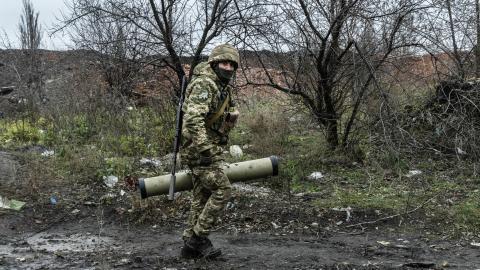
{"left": 180, "top": 44, "right": 240, "bottom": 259}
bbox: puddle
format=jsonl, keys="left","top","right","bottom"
{"left": 27, "top": 232, "right": 117, "bottom": 252}
{"left": 0, "top": 244, "right": 14, "bottom": 256}
{"left": 0, "top": 232, "right": 118, "bottom": 269}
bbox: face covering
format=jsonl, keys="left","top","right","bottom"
{"left": 213, "top": 64, "right": 235, "bottom": 84}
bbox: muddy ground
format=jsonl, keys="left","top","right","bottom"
{"left": 1, "top": 152, "right": 480, "bottom": 270}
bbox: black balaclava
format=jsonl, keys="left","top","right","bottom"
{"left": 212, "top": 63, "right": 235, "bottom": 84}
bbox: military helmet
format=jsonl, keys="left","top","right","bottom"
{"left": 208, "top": 44, "right": 240, "bottom": 69}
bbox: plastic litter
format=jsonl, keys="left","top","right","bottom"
{"left": 456, "top": 147, "right": 467, "bottom": 155}
{"left": 50, "top": 196, "right": 57, "bottom": 205}
{"left": 103, "top": 175, "right": 118, "bottom": 188}
{"left": 405, "top": 170, "right": 422, "bottom": 178}
{"left": 229, "top": 145, "right": 243, "bottom": 158}
{"left": 308, "top": 172, "right": 324, "bottom": 180}
{"left": 139, "top": 158, "right": 162, "bottom": 168}
{"left": 0, "top": 196, "right": 26, "bottom": 211}
{"left": 41, "top": 150, "right": 55, "bottom": 157}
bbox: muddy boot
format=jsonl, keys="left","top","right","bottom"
{"left": 180, "top": 239, "right": 200, "bottom": 259}
{"left": 184, "top": 233, "right": 221, "bottom": 259}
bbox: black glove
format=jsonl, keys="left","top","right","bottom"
{"left": 198, "top": 149, "right": 214, "bottom": 166}
{"left": 199, "top": 156, "right": 213, "bottom": 166}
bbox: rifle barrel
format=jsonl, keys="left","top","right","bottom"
{"left": 168, "top": 76, "right": 188, "bottom": 201}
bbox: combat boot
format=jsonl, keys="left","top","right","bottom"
{"left": 183, "top": 233, "right": 221, "bottom": 259}
{"left": 180, "top": 238, "right": 200, "bottom": 259}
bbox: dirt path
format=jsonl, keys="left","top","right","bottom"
{"left": 1, "top": 152, "right": 480, "bottom": 269}
{"left": 1, "top": 211, "right": 480, "bottom": 270}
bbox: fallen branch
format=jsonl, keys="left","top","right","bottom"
{"left": 345, "top": 196, "right": 437, "bottom": 228}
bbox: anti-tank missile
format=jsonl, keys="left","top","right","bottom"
{"left": 139, "top": 156, "right": 279, "bottom": 199}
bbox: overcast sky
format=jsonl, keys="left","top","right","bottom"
{"left": 0, "top": 0, "right": 71, "bottom": 50}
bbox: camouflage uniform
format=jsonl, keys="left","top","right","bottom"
{"left": 181, "top": 44, "right": 239, "bottom": 240}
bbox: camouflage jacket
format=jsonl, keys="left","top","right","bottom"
{"left": 182, "top": 62, "right": 235, "bottom": 153}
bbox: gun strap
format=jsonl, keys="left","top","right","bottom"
{"left": 206, "top": 92, "right": 230, "bottom": 128}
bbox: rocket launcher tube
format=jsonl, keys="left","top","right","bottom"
{"left": 139, "top": 156, "right": 279, "bottom": 199}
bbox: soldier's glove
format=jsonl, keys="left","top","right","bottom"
{"left": 199, "top": 156, "right": 213, "bottom": 166}
{"left": 218, "top": 110, "right": 239, "bottom": 134}
{"left": 198, "top": 149, "right": 213, "bottom": 166}
{"left": 226, "top": 110, "right": 239, "bottom": 126}
{"left": 219, "top": 135, "right": 229, "bottom": 145}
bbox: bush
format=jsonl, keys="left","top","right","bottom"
{"left": 234, "top": 102, "right": 293, "bottom": 157}
{"left": 373, "top": 79, "right": 480, "bottom": 161}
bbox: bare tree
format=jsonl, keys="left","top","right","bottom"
{"left": 413, "top": 0, "right": 477, "bottom": 79}
{"left": 18, "top": 0, "right": 44, "bottom": 105}
{"left": 65, "top": 8, "right": 144, "bottom": 99}
{"left": 19, "top": 0, "right": 42, "bottom": 51}
{"left": 57, "top": 0, "right": 259, "bottom": 97}
{"left": 236, "top": 0, "right": 421, "bottom": 150}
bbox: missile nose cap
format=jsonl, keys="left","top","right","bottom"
{"left": 269, "top": 156, "right": 279, "bottom": 176}
{"left": 139, "top": 178, "right": 148, "bottom": 199}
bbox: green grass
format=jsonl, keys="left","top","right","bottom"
{"left": 451, "top": 191, "right": 480, "bottom": 231}
{"left": 0, "top": 117, "right": 53, "bottom": 147}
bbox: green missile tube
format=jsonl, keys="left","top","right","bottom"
{"left": 139, "top": 156, "right": 279, "bottom": 199}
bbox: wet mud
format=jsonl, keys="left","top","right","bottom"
{"left": 1, "top": 153, "right": 480, "bottom": 269}
{"left": 1, "top": 205, "right": 480, "bottom": 270}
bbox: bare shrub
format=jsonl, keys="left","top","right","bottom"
{"left": 372, "top": 79, "right": 480, "bottom": 161}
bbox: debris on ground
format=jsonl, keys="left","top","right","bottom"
{"left": 139, "top": 158, "right": 161, "bottom": 168}
{"left": 232, "top": 183, "right": 271, "bottom": 197}
{"left": 0, "top": 196, "right": 25, "bottom": 211}
{"left": 50, "top": 196, "right": 57, "bottom": 205}
{"left": 41, "top": 150, "right": 55, "bottom": 157}
{"left": 229, "top": 145, "right": 243, "bottom": 158}
{"left": 271, "top": 221, "right": 281, "bottom": 229}
{"left": 103, "top": 175, "right": 119, "bottom": 188}
{"left": 307, "top": 172, "right": 324, "bottom": 181}
{"left": 123, "top": 176, "right": 138, "bottom": 191}
{"left": 471, "top": 242, "right": 480, "bottom": 248}
{"left": 405, "top": 170, "right": 422, "bottom": 178}
{"left": 0, "top": 86, "right": 15, "bottom": 95}
{"left": 456, "top": 147, "right": 467, "bottom": 155}
{"left": 242, "top": 144, "right": 253, "bottom": 149}
{"left": 332, "top": 206, "right": 352, "bottom": 222}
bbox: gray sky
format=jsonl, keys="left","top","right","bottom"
{"left": 0, "top": 0, "right": 71, "bottom": 50}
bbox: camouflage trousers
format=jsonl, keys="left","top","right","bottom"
{"left": 182, "top": 150, "right": 232, "bottom": 239}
